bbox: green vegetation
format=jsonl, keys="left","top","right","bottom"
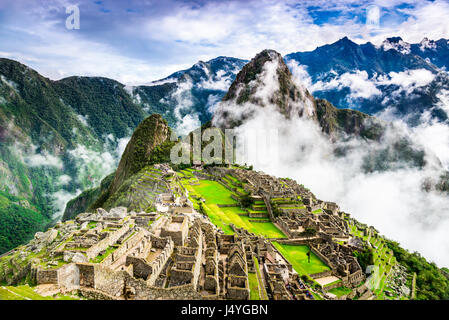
{"left": 385, "top": 239, "right": 449, "bottom": 300}
{"left": 90, "top": 246, "right": 117, "bottom": 264}
{"left": 328, "top": 286, "right": 352, "bottom": 297}
{"left": 347, "top": 220, "right": 399, "bottom": 297}
{"left": 252, "top": 256, "right": 268, "bottom": 300}
{"left": 63, "top": 173, "right": 115, "bottom": 221}
{"left": 190, "top": 180, "right": 237, "bottom": 205}
{"left": 353, "top": 247, "right": 374, "bottom": 272}
{"left": 0, "top": 191, "right": 50, "bottom": 253}
{"left": 0, "top": 285, "right": 79, "bottom": 300}
{"left": 186, "top": 180, "right": 285, "bottom": 238}
{"left": 248, "top": 273, "right": 260, "bottom": 300}
{"left": 272, "top": 242, "right": 330, "bottom": 276}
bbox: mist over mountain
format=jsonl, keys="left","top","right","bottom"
{"left": 211, "top": 47, "right": 449, "bottom": 267}
{"left": 126, "top": 56, "right": 247, "bottom": 135}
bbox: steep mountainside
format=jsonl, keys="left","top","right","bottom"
{"left": 108, "top": 114, "right": 171, "bottom": 195}
{"left": 0, "top": 59, "right": 147, "bottom": 253}
{"left": 213, "top": 48, "right": 383, "bottom": 140}
{"left": 315, "top": 99, "right": 384, "bottom": 140}
{"left": 67, "top": 114, "right": 174, "bottom": 216}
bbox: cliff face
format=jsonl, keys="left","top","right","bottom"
{"left": 109, "top": 114, "right": 171, "bottom": 195}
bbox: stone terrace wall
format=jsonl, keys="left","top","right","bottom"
{"left": 86, "top": 224, "right": 130, "bottom": 260}
{"left": 126, "top": 256, "right": 152, "bottom": 280}
{"left": 94, "top": 264, "right": 125, "bottom": 298}
{"left": 58, "top": 263, "right": 80, "bottom": 290}
{"left": 148, "top": 239, "right": 174, "bottom": 285}
{"left": 78, "top": 263, "right": 95, "bottom": 288}
{"left": 36, "top": 269, "right": 58, "bottom": 284}
{"left": 309, "top": 270, "right": 332, "bottom": 279}
{"left": 101, "top": 230, "right": 147, "bottom": 267}
{"left": 125, "top": 273, "right": 203, "bottom": 300}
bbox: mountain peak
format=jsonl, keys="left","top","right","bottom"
{"left": 335, "top": 36, "right": 353, "bottom": 44}
{"left": 213, "top": 49, "right": 316, "bottom": 128}
{"left": 385, "top": 36, "right": 403, "bottom": 43}
{"left": 107, "top": 114, "right": 171, "bottom": 195}
{"left": 381, "top": 36, "right": 411, "bottom": 54}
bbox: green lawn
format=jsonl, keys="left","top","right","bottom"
{"left": 202, "top": 204, "right": 286, "bottom": 238}
{"left": 272, "top": 242, "right": 331, "bottom": 276}
{"left": 190, "top": 180, "right": 285, "bottom": 238}
{"left": 248, "top": 273, "right": 260, "bottom": 300}
{"left": 328, "top": 286, "right": 352, "bottom": 297}
{"left": 191, "top": 180, "right": 237, "bottom": 205}
{"left": 0, "top": 287, "right": 25, "bottom": 300}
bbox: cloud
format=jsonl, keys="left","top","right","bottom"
{"left": 77, "top": 114, "right": 89, "bottom": 127}
{"left": 57, "top": 174, "right": 71, "bottom": 186}
{"left": 377, "top": 69, "right": 435, "bottom": 94}
{"left": 51, "top": 188, "right": 81, "bottom": 218}
{"left": 313, "top": 70, "right": 382, "bottom": 100}
{"left": 18, "top": 143, "right": 64, "bottom": 169}
{"left": 3, "top": 0, "right": 449, "bottom": 84}
{"left": 289, "top": 63, "right": 436, "bottom": 107}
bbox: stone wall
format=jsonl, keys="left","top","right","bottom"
{"left": 147, "top": 238, "right": 174, "bottom": 285}
{"left": 94, "top": 264, "right": 125, "bottom": 298}
{"left": 160, "top": 216, "right": 188, "bottom": 246}
{"left": 58, "top": 263, "right": 80, "bottom": 290}
{"left": 126, "top": 256, "right": 152, "bottom": 280}
{"left": 77, "top": 263, "right": 95, "bottom": 288}
{"left": 310, "top": 270, "right": 333, "bottom": 279}
{"left": 86, "top": 224, "right": 130, "bottom": 260}
{"left": 36, "top": 269, "right": 58, "bottom": 284}
{"left": 322, "top": 280, "right": 343, "bottom": 291}
{"left": 101, "top": 230, "right": 147, "bottom": 267}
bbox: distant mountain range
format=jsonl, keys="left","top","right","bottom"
{"left": 285, "top": 37, "right": 449, "bottom": 124}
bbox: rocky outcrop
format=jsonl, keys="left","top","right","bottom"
{"left": 109, "top": 114, "right": 171, "bottom": 195}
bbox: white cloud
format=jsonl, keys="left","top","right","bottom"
{"left": 3, "top": 0, "right": 449, "bottom": 83}
{"left": 291, "top": 65, "right": 436, "bottom": 105}
{"left": 51, "top": 188, "right": 81, "bottom": 218}
{"left": 57, "top": 174, "right": 71, "bottom": 186}
{"left": 377, "top": 69, "right": 435, "bottom": 93}
{"left": 20, "top": 143, "right": 64, "bottom": 169}
{"left": 77, "top": 114, "right": 89, "bottom": 127}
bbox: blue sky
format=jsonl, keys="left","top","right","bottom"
{"left": 1, "top": 0, "right": 449, "bottom": 84}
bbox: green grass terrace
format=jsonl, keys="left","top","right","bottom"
{"left": 272, "top": 242, "right": 331, "bottom": 276}
{"left": 183, "top": 178, "right": 286, "bottom": 239}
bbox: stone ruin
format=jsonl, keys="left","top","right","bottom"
{"left": 5, "top": 165, "right": 405, "bottom": 301}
